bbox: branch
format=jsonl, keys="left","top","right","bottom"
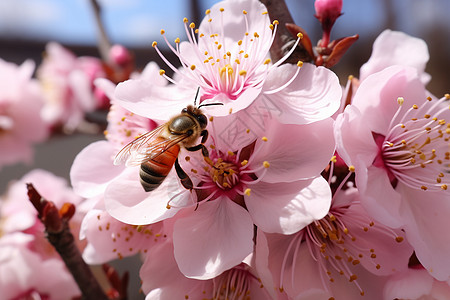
{"left": 27, "top": 183, "right": 109, "bottom": 300}
{"left": 259, "top": 0, "right": 314, "bottom": 64}
{"left": 90, "top": 0, "right": 112, "bottom": 62}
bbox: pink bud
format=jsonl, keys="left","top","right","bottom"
{"left": 314, "top": 0, "right": 343, "bottom": 22}
{"left": 109, "top": 44, "right": 132, "bottom": 67}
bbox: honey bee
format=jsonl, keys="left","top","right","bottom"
{"left": 114, "top": 93, "right": 217, "bottom": 192}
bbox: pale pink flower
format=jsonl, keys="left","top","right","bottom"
{"left": 335, "top": 65, "right": 450, "bottom": 280}
{"left": 384, "top": 268, "right": 450, "bottom": 300}
{"left": 104, "top": 113, "right": 335, "bottom": 279}
{"left": 140, "top": 237, "right": 273, "bottom": 300}
{"left": 0, "top": 59, "right": 49, "bottom": 169}
{"left": 37, "top": 42, "right": 105, "bottom": 131}
{"left": 114, "top": 0, "right": 341, "bottom": 124}
{"left": 255, "top": 187, "right": 413, "bottom": 299}
{"left": 0, "top": 232, "right": 80, "bottom": 300}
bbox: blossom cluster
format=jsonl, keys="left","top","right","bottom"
{"left": 1, "top": 0, "right": 450, "bottom": 299}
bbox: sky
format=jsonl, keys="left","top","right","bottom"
{"left": 1, "top": 0, "right": 449, "bottom": 48}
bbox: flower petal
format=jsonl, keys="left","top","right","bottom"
{"left": 247, "top": 177, "right": 331, "bottom": 234}
{"left": 173, "top": 198, "right": 254, "bottom": 279}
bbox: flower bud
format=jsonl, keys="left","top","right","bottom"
{"left": 109, "top": 44, "right": 132, "bottom": 67}
{"left": 314, "top": 0, "right": 343, "bottom": 23}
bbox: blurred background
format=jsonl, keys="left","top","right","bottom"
{"left": 0, "top": 0, "right": 449, "bottom": 298}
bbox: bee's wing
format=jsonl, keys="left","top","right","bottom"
{"left": 113, "top": 124, "right": 189, "bottom": 167}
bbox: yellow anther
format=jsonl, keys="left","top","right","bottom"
{"left": 269, "top": 24, "right": 274, "bottom": 30}
{"left": 228, "top": 68, "right": 233, "bottom": 75}
{"left": 238, "top": 40, "right": 243, "bottom": 46}
{"left": 159, "top": 69, "right": 165, "bottom": 76}
{"left": 254, "top": 32, "right": 259, "bottom": 38}
{"left": 205, "top": 9, "right": 211, "bottom": 15}
{"left": 297, "top": 32, "right": 303, "bottom": 39}
{"left": 227, "top": 151, "right": 235, "bottom": 156}
{"left": 243, "top": 10, "right": 247, "bottom": 14}
{"left": 241, "top": 160, "right": 248, "bottom": 166}
{"left": 195, "top": 29, "right": 199, "bottom": 34}
{"left": 160, "top": 29, "right": 165, "bottom": 35}
{"left": 244, "top": 53, "right": 249, "bottom": 58}
{"left": 262, "top": 136, "right": 268, "bottom": 142}
{"left": 412, "top": 104, "right": 418, "bottom": 109}
{"left": 189, "top": 22, "right": 195, "bottom": 29}
{"left": 264, "top": 58, "right": 271, "bottom": 65}
{"left": 209, "top": 116, "right": 214, "bottom": 122}
{"left": 190, "top": 65, "right": 196, "bottom": 70}
{"left": 174, "top": 37, "right": 180, "bottom": 43}
{"left": 208, "top": 18, "right": 212, "bottom": 23}
{"left": 273, "top": 20, "right": 279, "bottom": 25}
{"left": 152, "top": 41, "right": 157, "bottom": 47}
{"left": 441, "top": 184, "right": 448, "bottom": 190}
{"left": 424, "top": 114, "right": 431, "bottom": 119}
{"left": 235, "top": 59, "right": 241, "bottom": 64}
{"left": 263, "top": 161, "right": 270, "bottom": 168}
{"left": 397, "top": 97, "right": 404, "bottom": 105}
{"left": 246, "top": 129, "right": 250, "bottom": 133}
{"left": 238, "top": 70, "right": 247, "bottom": 76}
{"left": 183, "top": 17, "right": 188, "bottom": 23}
{"left": 445, "top": 94, "right": 450, "bottom": 99}
{"left": 166, "top": 204, "right": 171, "bottom": 209}
{"left": 217, "top": 44, "right": 222, "bottom": 50}
{"left": 421, "top": 185, "right": 428, "bottom": 190}
{"left": 226, "top": 51, "right": 231, "bottom": 56}
{"left": 395, "top": 236, "right": 404, "bottom": 243}
{"left": 220, "top": 7, "right": 224, "bottom": 12}
{"left": 229, "top": 108, "right": 233, "bottom": 114}
{"left": 244, "top": 188, "right": 251, "bottom": 196}
{"left": 348, "top": 165, "right": 355, "bottom": 172}
{"left": 331, "top": 156, "right": 337, "bottom": 163}
{"left": 297, "top": 61, "right": 303, "bottom": 67}
{"left": 262, "top": 11, "right": 268, "bottom": 15}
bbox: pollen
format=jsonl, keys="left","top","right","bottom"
{"left": 159, "top": 69, "right": 165, "bottom": 76}
{"left": 241, "top": 160, "right": 248, "bottom": 166}
{"left": 183, "top": 17, "right": 188, "bottom": 23}
{"left": 397, "top": 97, "right": 404, "bottom": 105}
{"left": 297, "top": 32, "right": 303, "bottom": 39}
{"left": 244, "top": 188, "right": 251, "bottom": 196}
{"left": 239, "top": 70, "right": 247, "bottom": 76}
{"left": 263, "top": 161, "right": 270, "bottom": 168}
{"left": 331, "top": 156, "right": 337, "bottom": 163}
{"left": 297, "top": 61, "right": 303, "bottom": 67}
{"left": 220, "top": 7, "right": 224, "bottom": 12}
{"left": 273, "top": 20, "right": 279, "bottom": 25}
{"left": 348, "top": 165, "right": 355, "bottom": 172}
{"left": 395, "top": 236, "right": 404, "bottom": 243}
{"left": 243, "top": 10, "right": 247, "bottom": 14}
{"left": 205, "top": 9, "right": 210, "bottom": 15}
{"left": 152, "top": 41, "right": 157, "bottom": 47}
{"left": 190, "top": 65, "right": 196, "bottom": 70}
{"left": 160, "top": 29, "right": 165, "bottom": 35}
{"left": 189, "top": 22, "right": 195, "bottom": 29}
{"left": 174, "top": 37, "right": 180, "bottom": 43}
{"left": 264, "top": 58, "right": 271, "bottom": 65}
{"left": 262, "top": 136, "right": 268, "bottom": 142}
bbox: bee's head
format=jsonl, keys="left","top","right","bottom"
{"left": 183, "top": 105, "right": 207, "bottom": 129}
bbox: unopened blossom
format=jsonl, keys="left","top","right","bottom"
{"left": 140, "top": 237, "right": 273, "bottom": 300}
{"left": 37, "top": 42, "right": 105, "bottom": 131}
{"left": 335, "top": 65, "right": 450, "bottom": 280}
{"left": 114, "top": 0, "right": 341, "bottom": 124}
{"left": 104, "top": 112, "right": 334, "bottom": 279}
{"left": 0, "top": 59, "right": 49, "bottom": 170}
{"left": 384, "top": 268, "right": 450, "bottom": 300}
{"left": 0, "top": 232, "right": 80, "bottom": 300}
{"left": 255, "top": 186, "right": 413, "bottom": 299}
{"left": 315, "top": 0, "right": 343, "bottom": 47}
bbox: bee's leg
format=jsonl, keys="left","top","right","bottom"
{"left": 200, "top": 129, "right": 208, "bottom": 144}
{"left": 186, "top": 144, "right": 209, "bottom": 158}
{"left": 175, "top": 158, "right": 193, "bottom": 191}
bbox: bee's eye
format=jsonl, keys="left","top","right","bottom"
{"left": 197, "top": 114, "right": 207, "bottom": 128}
{"left": 181, "top": 108, "right": 188, "bottom": 113}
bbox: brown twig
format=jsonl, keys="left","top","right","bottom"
{"left": 90, "top": 0, "right": 112, "bottom": 62}
{"left": 26, "top": 183, "right": 109, "bottom": 300}
{"left": 259, "top": 0, "right": 314, "bottom": 64}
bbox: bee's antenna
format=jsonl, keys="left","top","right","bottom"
{"left": 198, "top": 102, "right": 224, "bottom": 109}
{"left": 194, "top": 87, "right": 200, "bottom": 106}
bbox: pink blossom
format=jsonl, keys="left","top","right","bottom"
{"left": 104, "top": 113, "right": 334, "bottom": 279}
{"left": 255, "top": 187, "right": 413, "bottom": 299}
{"left": 0, "top": 232, "right": 80, "bottom": 300}
{"left": 140, "top": 237, "right": 273, "bottom": 300}
{"left": 335, "top": 65, "right": 450, "bottom": 280}
{"left": 0, "top": 59, "right": 49, "bottom": 169}
{"left": 114, "top": 0, "right": 341, "bottom": 124}
{"left": 37, "top": 42, "right": 105, "bottom": 131}
{"left": 384, "top": 268, "right": 450, "bottom": 300}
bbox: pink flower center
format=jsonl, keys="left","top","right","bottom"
{"left": 377, "top": 96, "right": 450, "bottom": 191}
